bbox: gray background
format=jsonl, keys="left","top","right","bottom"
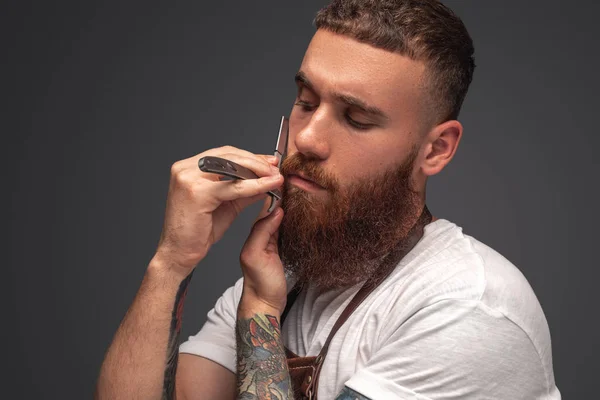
{"left": 5, "top": 1, "right": 599, "bottom": 398}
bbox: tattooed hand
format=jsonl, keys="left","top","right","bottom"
{"left": 235, "top": 197, "right": 291, "bottom": 399}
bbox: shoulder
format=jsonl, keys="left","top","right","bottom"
{"left": 371, "top": 219, "right": 553, "bottom": 353}
{"left": 463, "top": 231, "right": 555, "bottom": 380}
{"left": 366, "top": 219, "right": 557, "bottom": 389}
{"left": 345, "top": 220, "right": 560, "bottom": 398}
{"left": 380, "top": 219, "right": 547, "bottom": 328}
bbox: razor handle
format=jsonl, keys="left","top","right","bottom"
{"left": 198, "top": 156, "right": 282, "bottom": 200}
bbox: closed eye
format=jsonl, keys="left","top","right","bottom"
{"left": 345, "top": 113, "right": 373, "bottom": 130}
{"left": 294, "top": 99, "right": 375, "bottom": 131}
{"left": 294, "top": 99, "right": 317, "bottom": 112}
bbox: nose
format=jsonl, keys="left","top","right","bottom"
{"left": 291, "top": 108, "right": 332, "bottom": 161}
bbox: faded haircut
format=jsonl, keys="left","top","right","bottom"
{"left": 315, "top": 0, "right": 475, "bottom": 122}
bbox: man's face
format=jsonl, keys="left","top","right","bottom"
{"left": 287, "top": 29, "right": 430, "bottom": 192}
{"left": 278, "top": 29, "right": 433, "bottom": 290}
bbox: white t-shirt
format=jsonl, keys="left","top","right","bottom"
{"left": 180, "top": 219, "right": 561, "bottom": 399}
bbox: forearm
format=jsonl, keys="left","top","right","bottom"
{"left": 235, "top": 299, "right": 293, "bottom": 399}
{"left": 95, "top": 256, "right": 193, "bottom": 400}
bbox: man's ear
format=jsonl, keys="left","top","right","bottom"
{"left": 420, "top": 119, "right": 463, "bottom": 176}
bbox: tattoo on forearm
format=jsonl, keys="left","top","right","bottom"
{"left": 335, "top": 386, "right": 372, "bottom": 400}
{"left": 162, "top": 271, "right": 194, "bottom": 400}
{"left": 236, "top": 313, "right": 293, "bottom": 399}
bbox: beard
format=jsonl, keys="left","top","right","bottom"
{"left": 278, "top": 147, "right": 424, "bottom": 291}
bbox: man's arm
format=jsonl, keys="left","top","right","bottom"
{"left": 176, "top": 354, "right": 236, "bottom": 400}
{"left": 94, "top": 149, "right": 284, "bottom": 400}
{"left": 235, "top": 310, "right": 293, "bottom": 398}
{"left": 95, "top": 256, "right": 238, "bottom": 400}
{"left": 235, "top": 206, "right": 294, "bottom": 399}
{"left": 235, "top": 306, "right": 372, "bottom": 400}
{"left": 94, "top": 257, "right": 193, "bottom": 399}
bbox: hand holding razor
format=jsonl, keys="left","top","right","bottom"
{"left": 198, "top": 117, "right": 289, "bottom": 213}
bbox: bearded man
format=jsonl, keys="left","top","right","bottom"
{"left": 95, "top": 1, "right": 560, "bottom": 399}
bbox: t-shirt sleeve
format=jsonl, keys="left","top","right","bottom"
{"left": 344, "top": 299, "right": 555, "bottom": 400}
{"left": 178, "top": 277, "right": 244, "bottom": 373}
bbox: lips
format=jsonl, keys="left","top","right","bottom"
{"left": 288, "top": 173, "right": 325, "bottom": 191}
{"left": 297, "top": 172, "right": 321, "bottom": 187}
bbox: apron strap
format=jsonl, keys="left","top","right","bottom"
{"left": 281, "top": 283, "right": 302, "bottom": 327}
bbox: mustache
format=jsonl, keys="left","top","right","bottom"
{"left": 280, "top": 153, "right": 339, "bottom": 190}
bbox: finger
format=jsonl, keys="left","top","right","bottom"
{"left": 209, "top": 173, "right": 283, "bottom": 202}
{"left": 264, "top": 155, "right": 280, "bottom": 166}
{"left": 215, "top": 146, "right": 275, "bottom": 164}
{"left": 228, "top": 149, "right": 278, "bottom": 167}
{"left": 242, "top": 207, "right": 284, "bottom": 258}
{"left": 265, "top": 209, "right": 282, "bottom": 254}
{"left": 230, "top": 151, "right": 278, "bottom": 167}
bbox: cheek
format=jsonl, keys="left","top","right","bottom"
{"left": 332, "top": 138, "right": 401, "bottom": 185}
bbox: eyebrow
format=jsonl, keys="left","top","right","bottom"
{"left": 294, "top": 71, "right": 390, "bottom": 122}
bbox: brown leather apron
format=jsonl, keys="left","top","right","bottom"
{"left": 280, "top": 206, "right": 432, "bottom": 399}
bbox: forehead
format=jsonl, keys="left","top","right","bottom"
{"left": 300, "top": 29, "right": 428, "bottom": 109}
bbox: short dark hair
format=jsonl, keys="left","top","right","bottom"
{"left": 315, "top": 0, "right": 475, "bottom": 122}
